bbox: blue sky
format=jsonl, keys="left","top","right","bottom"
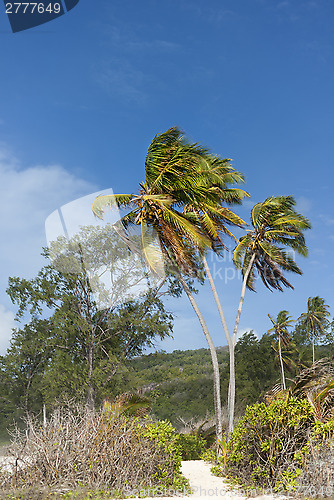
{"left": 0, "top": 0, "right": 333, "bottom": 354}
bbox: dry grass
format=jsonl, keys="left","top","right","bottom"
{"left": 299, "top": 435, "right": 334, "bottom": 497}
{"left": 0, "top": 403, "right": 184, "bottom": 495}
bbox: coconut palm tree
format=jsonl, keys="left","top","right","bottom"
{"left": 92, "top": 127, "right": 248, "bottom": 448}
{"left": 229, "top": 196, "right": 311, "bottom": 435}
{"left": 298, "top": 296, "right": 330, "bottom": 364}
{"left": 268, "top": 310, "right": 294, "bottom": 390}
{"left": 271, "top": 339, "right": 300, "bottom": 380}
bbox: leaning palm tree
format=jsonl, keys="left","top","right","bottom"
{"left": 229, "top": 196, "right": 311, "bottom": 435}
{"left": 268, "top": 310, "right": 294, "bottom": 390}
{"left": 165, "top": 144, "right": 250, "bottom": 442}
{"left": 92, "top": 127, "right": 248, "bottom": 448}
{"left": 298, "top": 296, "right": 330, "bottom": 364}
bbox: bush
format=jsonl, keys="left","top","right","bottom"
{"left": 223, "top": 396, "right": 315, "bottom": 492}
{"left": 297, "top": 420, "right": 334, "bottom": 496}
{"left": 176, "top": 433, "right": 206, "bottom": 460}
{"left": 138, "top": 419, "right": 187, "bottom": 490}
{"left": 0, "top": 404, "right": 188, "bottom": 496}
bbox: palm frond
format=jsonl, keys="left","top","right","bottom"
{"left": 233, "top": 234, "right": 252, "bottom": 269}
{"left": 162, "top": 207, "right": 212, "bottom": 249}
{"left": 140, "top": 221, "right": 165, "bottom": 278}
{"left": 92, "top": 194, "right": 133, "bottom": 219}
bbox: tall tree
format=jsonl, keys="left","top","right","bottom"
{"left": 298, "top": 296, "right": 330, "bottom": 364}
{"left": 234, "top": 331, "right": 279, "bottom": 405}
{"left": 230, "top": 196, "right": 311, "bottom": 435}
{"left": 268, "top": 310, "right": 294, "bottom": 390}
{"left": 5, "top": 230, "right": 173, "bottom": 412}
{"left": 92, "top": 127, "right": 248, "bottom": 447}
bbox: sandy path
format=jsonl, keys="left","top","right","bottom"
{"left": 131, "top": 460, "right": 284, "bottom": 499}
{"left": 181, "top": 460, "right": 246, "bottom": 498}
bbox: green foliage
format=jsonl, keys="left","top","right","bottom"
{"left": 176, "top": 433, "right": 206, "bottom": 460}
{"left": 234, "top": 332, "right": 280, "bottom": 407}
{"left": 298, "top": 296, "right": 330, "bottom": 341}
{"left": 116, "top": 334, "right": 285, "bottom": 427}
{"left": 102, "top": 393, "right": 151, "bottom": 419}
{"left": 224, "top": 396, "right": 315, "bottom": 491}
{"left": 92, "top": 127, "right": 248, "bottom": 278}
{"left": 117, "top": 347, "right": 229, "bottom": 426}
{"left": 297, "top": 296, "right": 330, "bottom": 362}
{"left": 233, "top": 196, "right": 311, "bottom": 292}
{"left": 138, "top": 419, "right": 188, "bottom": 491}
{"left": 0, "top": 241, "right": 174, "bottom": 428}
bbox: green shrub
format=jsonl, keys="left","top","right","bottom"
{"left": 176, "top": 433, "right": 206, "bottom": 460}
{"left": 139, "top": 419, "right": 189, "bottom": 491}
{"left": 223, "top": 396, "right": 314, "bottom": 492}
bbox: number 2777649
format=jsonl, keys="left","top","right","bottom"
{"left": 5, "top": 3, "right": 61, "bottom": 14}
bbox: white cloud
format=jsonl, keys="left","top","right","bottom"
{"left": 0, "top": 145, "right": 97, "bottom": 276}
{"left": 0, "top": 145, "right": 97, "bottom": 353}
{"left": 236, "top": 327, "right": 259, "bottom": 342}
{"left": 0, "top": 304, "right": 15, "bottom": 354}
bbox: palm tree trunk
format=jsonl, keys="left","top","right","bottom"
{"left": 177, "top": 272, "right": 223, "bottom": 454}
{"left": 202, "top": 254, "right": 232, "bottom": 439}
{"left": 278, "top": 336, "right": 286, "bottom": 390}
{"left": 203, "top": 252, "right": 256, "bottom": 438}
{"left": 312, "top": 328, "right": 315, "bottom": 365}
{"left": 227, "top": 253, "right": 256, "bottom": 436}
{"left": 202, "top": 255, "right": 232, "bottom": 345}
{"left": 232, "top": 254, "right": 256, "bottom": 344}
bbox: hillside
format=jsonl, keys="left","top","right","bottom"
{"left": 119, "top": 345, "right": 234, "bottom": 427}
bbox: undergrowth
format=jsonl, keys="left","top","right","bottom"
{"left": 0, "top": 402, "right": 189, "bottom": 497}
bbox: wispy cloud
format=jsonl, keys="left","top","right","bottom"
{"left": 296, "top": 196, "right": 312, "bottom": 214}
{"left": 103, "top": 26, "right": 179, "bottom": 54}
{"left": 0, "top": 145, "right": 97, "bottom": 354}
{"left": 298, "top": 39, "right": 332, "bottom": 64}
{"left": 319, "top": 214, "right": 334, "bottom": 225}
{"left": 179, "top": 2, "right": 236, "bottom": 25}
{"left": 93, "top": 59, "right": 149, "bottom": 104}
{"left": 277, "top": 1, "right": 290, "bottom": 10}
{"left": 94, "top": 19, "right": 181, "bottom": 104}
{"left": 272, "top": 0, "right": 323, "bottom": 22}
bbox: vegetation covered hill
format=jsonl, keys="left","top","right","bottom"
{"left": 119, "top": 347, "right": 229, "bottom": 426}
{"left": 117, "top": 335, "right": 281, "bottom": 427}
{"left": 118, "top": 324, "right": 334, "bottom": 429}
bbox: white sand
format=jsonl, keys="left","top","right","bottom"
{"left": 130, "top": 460, "right": 286, "bottom": 499}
